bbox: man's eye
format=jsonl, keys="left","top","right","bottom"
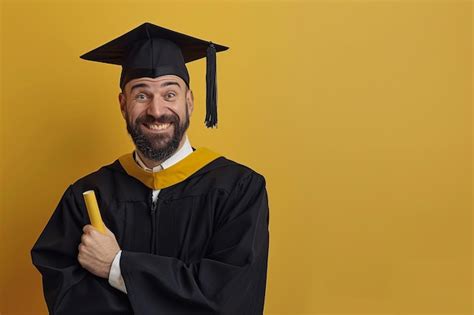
{"left": 135, "top": 93, "right": 148, "bottom": 101}
{"left": 166, "top": 92, "right": 176, "bottom": 99}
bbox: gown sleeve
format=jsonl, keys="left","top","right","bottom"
{"left": 30, "top": 185, "right": 130, "bottom": 314}
{"left": 120, "top": 171, "right": 270, "bottom": 315}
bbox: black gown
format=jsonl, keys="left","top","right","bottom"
{"left": 31, "top": 150, "right": 270, "bottom": 315}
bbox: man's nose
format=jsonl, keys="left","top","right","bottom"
{"left": 146, "top": 96, "right": 166, "bottom": 117}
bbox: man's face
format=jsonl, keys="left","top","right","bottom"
{"left": 119, "top": 75, "right": 194, "bottom": 162}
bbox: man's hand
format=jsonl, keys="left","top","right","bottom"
{"left": 78, "top": 224, "right": 121, "bottom": 279}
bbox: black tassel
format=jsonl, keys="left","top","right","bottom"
{"left": 205, "top": 42, "right": 217, "bottom": 128}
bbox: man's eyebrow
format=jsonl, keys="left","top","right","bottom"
{"left": 130, "top": 83, "right": 150, "bottom": 93}
{"left": 130, "top": 81, "right": 181, "bottom": 93}
{"left": 160, "top": 81, "right": 181, "bottom": 89}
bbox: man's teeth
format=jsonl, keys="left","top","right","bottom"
{"left": 147, "top": 123, "right": 171, "bottom": 130}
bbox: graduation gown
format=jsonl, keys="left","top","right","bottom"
{"left": 31, "top": 148, "right": 270, "bottom": 315}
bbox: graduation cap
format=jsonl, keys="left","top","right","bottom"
{"left": 80, "top": 22, "right": 229, "bottom": 128}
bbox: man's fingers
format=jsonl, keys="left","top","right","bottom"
{"left": 78, "top": 241, "right": 92, "bottom": 253}
{"left": 81, "top": 234, "right": 87, "bottom": 245}
{"left": 83, "top": 224, "right": 103, "bottom": 237}
{"left": 105, "top": 225, "right": 114, "bottom": 236}
{"left": 84, "top": 224, "right": 115, "bottom": 238}
{"left": 83, "top": 224, "right": 93, "bottom": 233}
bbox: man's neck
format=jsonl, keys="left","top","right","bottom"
{"left": 136, "top": 135, "right": 188, "bottom": 169}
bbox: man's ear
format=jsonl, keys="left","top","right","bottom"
{"left": 118, "top": 92, "right": 127, "bottom": 119}
{"left": 186, "top": 88, "right": 194, "bottom": 115}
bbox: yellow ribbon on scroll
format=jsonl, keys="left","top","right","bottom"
{"left": 82, "top": 190, "right": 106, "bottom": 234}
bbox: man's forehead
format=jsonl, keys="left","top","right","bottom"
{"left": 126, "top": 75, "right": 185, "bottom": 90}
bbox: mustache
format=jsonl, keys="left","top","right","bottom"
{"left": 135, "top": 113, "right": 179, "bottom": 126}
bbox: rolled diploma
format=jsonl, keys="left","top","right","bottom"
{"left": 82, "top": 190, "right": 106, "bottom": 234}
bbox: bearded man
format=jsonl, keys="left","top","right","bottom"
{"left": 31, "top": 22, "right": 270, "bottom": 315}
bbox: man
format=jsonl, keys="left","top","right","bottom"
{"left": 31, "top": 22, "right": 270, "bottom": 315}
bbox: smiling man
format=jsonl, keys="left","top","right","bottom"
{"left": 123, "top": 76, "right": 192, "bottom": 164}
{"left": 31, "top": 22, "right": 270, "bottom": 315}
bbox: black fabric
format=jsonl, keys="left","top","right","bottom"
{"left": 31, "top": 156, "right": 270, "bottom": 314}
{"left": 79, "top": 22, "right": 228, "bottom": 66}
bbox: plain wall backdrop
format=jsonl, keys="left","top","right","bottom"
{"left": 0, "top": 0, "right": 472, "bottom": 314}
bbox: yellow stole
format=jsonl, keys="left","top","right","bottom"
{"left": 118, "top": 147, "right": 221, "bottom": 190}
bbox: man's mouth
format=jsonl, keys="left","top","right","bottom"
{"left": 143, "top": 122, "right": 172, "bottom": 131}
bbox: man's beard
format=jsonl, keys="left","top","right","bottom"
{"left": 125, "top": 105, "right": 190, "bottom": 162}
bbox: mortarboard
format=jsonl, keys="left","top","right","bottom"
{"left": 80, "top": 22, "right": 229, "bottom": 128}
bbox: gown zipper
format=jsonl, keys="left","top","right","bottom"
{"left": 150, "top": 190, "right": 161, "bottom": 255}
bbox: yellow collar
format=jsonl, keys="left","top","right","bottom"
{"left": 118, "top": 147, "right": 222, "bottom": 189}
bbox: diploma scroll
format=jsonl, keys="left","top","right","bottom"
{"left": 82, "top": 190, "right": 106, "bottom": 234}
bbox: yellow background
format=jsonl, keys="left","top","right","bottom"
{"left": 1, "top": 0, "right": 472, "bottom": 314}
